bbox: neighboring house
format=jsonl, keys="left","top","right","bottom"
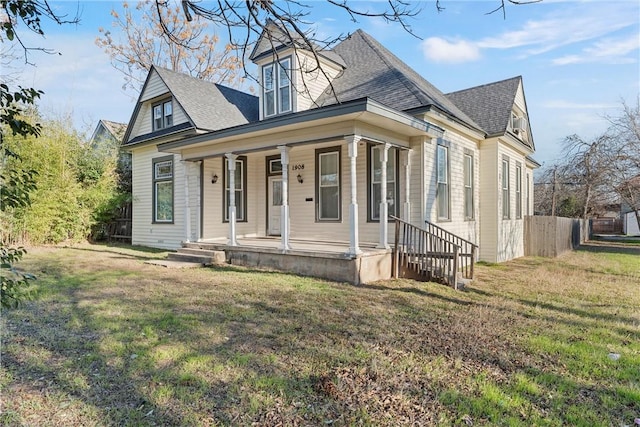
{"left": 90, "top": 119, "right": 131, "bottom": 183}
{"left": 122, "top": 27, "right": 538, "bottom": 284}
{"left": 90, "top": 119, "right": 127, "bottom": 153}
{"left": 620, "top": 175, "right": 640, "bottom": 236}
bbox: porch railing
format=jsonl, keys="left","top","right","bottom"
{"left": 392, "top": 216, "right": 478, "bottom": 289}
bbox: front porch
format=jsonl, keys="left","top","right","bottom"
{"left": 173, "top": 237, "right": 392, "bottom": 285}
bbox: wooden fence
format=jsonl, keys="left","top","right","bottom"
{"left": 105, "top": 202, "right": 132, "bottom": 243}
{"left": 591, "top": 218, "right": 623, "bottom": 234}
{"left": 524, "top": 216, "right": 589, "bottom": 258}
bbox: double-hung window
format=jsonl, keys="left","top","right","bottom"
{"left": 316, "top": 147, "right": 341, "bottom": 221}
{"left": 223, "top": 156, "right": 247, "bottom": 222}
{"left": 436, "top": 144, "right": 450, "bottom": 220}
{"left": 263, "top": 57, "right": 292, "bottom": 117}
{"left": 464, "top": 152, "right": 474, "bottom": 220}
{"left": 153, "top": 156, "right": 174, "bottom": 223}
{"left": 515, "top": 163, "right": 522, "bottom": 219}
{"left": 369, "top": 144, "right": 398, "bottom": 221}
{"left": 153, "top": 99, "right": 173, "bottom": 131}
{"left": 502, "top": 157, "right": 510, "bottom": 219}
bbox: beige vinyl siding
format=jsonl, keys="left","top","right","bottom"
{"left": 479, "top": 140, "right": 499, "bottom": 262}
{"left": 513, "top": 81, "right": 526, "bottom": 113}
{"left": 131, "top": 146, "right": 185, "bottom": 249}
{"left": 254, "top": 48, "right": 343, "bottom": 116}
{"left": 496, "top": 143, "right": 526, "bottom": 262}
{"left": 199, "top": 139, "right": 412, "bottom": 246}
{"left": 295, "top": 51, "right": 343, "bottom": 111}
{"left": 409, "top": 138, "right": 424, "bottom": 228}
{"left": 422, "top": 131, "right": 480, "bottom": 245}
{"left": 201, "top": 154, "right": 265, "bottom": 240}
{"left": 185, "top": 161, "right": 201, "bottom": 242}
{"left": 127, "top": 70, "right": 190, "bottom": 142}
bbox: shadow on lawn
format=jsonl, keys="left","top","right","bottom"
{"left": 578, "top": 242, "right": 640, "bottom": 255}
{"left": 4, "top": 247, "right": 638, "bottom": 425}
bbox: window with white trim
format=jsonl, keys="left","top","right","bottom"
{"left": 223, "top": 156, "right": 247, "bottom": 222}
{"left": 262, "top": 57, "right": 292, "bottom": 117}
{"left": 153, "top": 99, "right": 173, "bottom": 131}
{"left": 502, "top": 157, "right": 511, "bottom": 219}
{"left": 464, "top": 152, "right": 474, "bottom": 220}
{"left": 436, "top": 144, "right": 450, "bottom": 220}
{"left": 369, "top": 144, "right": 398, "bottom": 221}
{"left": 316, "top": 147, "right": 341, "bottom": 221}
{"left": 516, "top": 162, "right": 522, "bottom": 219}
{"left": 153, "top": 156, "right": 173, "bottom": 223}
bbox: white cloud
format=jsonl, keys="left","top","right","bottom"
{"left": 552, "top": 34, "right": 640, "bottom": 65}
{"left": 419, "top": 2, "right": 638, "bottom": 65}
{"left": 421, "top": 37, "right": 481, "bottom": 63}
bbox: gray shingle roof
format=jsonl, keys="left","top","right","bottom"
{"left": 446, "top": 76, "right": 521, "bottom": 138}
{"left": 154, "top": 66, "right": 258, "bottom": 131}
{"left": 314, "top": 30, "right": 482, "bottom": 132}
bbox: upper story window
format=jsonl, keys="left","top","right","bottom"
{"left": 153, "top": 99, "right": 173, "bottom": 131}
{"left": 510, "top": 111, "right": 527, "bottom": 139}
{"left": 263, "top": 57, "right": 292, "bottom": 117}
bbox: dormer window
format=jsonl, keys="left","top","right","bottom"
{"left": 263, "top": 57, "right": 292, "bottom": 117}
{"left": 510, "top": 112, "right": 527, "bottom": 138}
{"left": 153, "top": 99, "right": 173, "bottom": 131}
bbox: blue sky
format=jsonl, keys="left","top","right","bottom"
{"left": 11, "top": 0, "right": 640, "bottom": 166}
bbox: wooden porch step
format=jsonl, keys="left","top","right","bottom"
{"left": 167, "top": 248, "right": 227, "bottom": 265}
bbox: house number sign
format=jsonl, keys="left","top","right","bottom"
{"left": 291, "top": 164, "right": 305, "bottom": 170}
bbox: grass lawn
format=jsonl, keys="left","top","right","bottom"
{"left": 1, "top": 243, "right": 639, "bottom": 426}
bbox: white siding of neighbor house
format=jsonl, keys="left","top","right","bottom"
{"left": 127, "top": 70, "right": 190, "bottom": 143}
{"left": 624, "top": 211, "right": 640, "bottom": 235}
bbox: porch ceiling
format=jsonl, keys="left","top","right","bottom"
{"left": 158, "top": 97, "right": 444, "bottom": 159}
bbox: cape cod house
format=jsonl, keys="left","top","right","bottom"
{"left": 122, "top": 27, "right": 538, "bottom": 285}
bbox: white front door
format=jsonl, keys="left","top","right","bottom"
{"left": 268, "top": 176, "right": 283, "bottom": 236}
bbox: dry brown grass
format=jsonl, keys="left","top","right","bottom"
{"left": 1, "top": 243, "right": 639, "bottom": 426}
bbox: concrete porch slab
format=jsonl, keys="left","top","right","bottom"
{"left": 145, "top": 259, "right": 204, "bottom": 269}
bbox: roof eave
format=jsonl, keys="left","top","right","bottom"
{"left": 158, "top": 98, "right": 443, "bottom": 152}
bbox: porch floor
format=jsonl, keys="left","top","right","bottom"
{"left": 183, "top": 237, "right": 393, "bottom": 284}
{"left": 193, "top": 237, "right": 390, "bottom": 259}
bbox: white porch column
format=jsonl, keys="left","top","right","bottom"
{"left": 225, "top": 153, "right": 238, "bottom": 246}
{"left": 378, "top": 143, "right": 391, "bottom": 249}
{"left": 402, "top": 149, "right": 412, "bottom": 222}
{"left": 278, "top": 145, "right": 291, "bottom": 251}
{"left": 182, "top": 158, "right": 191, "bottom": 243}
{"left": 345, "top": 135, "right": 362, "bottom": 256}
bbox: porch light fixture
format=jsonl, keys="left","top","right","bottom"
{"left": 211, "top": 173, "right": 218, "bottom": 184}
{"left": 297, "top": 174, "right": 303, "bottom": 184}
